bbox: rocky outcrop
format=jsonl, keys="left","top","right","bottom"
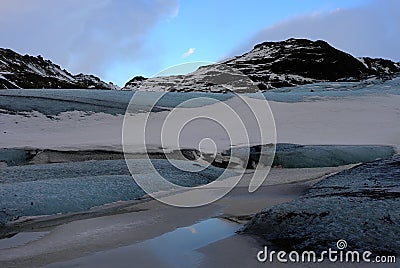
{"left": 358, "top": 57, "right": 400, "bottom": 77}
{"left": 242, "top": 155, "right": 400, "bottom": 255}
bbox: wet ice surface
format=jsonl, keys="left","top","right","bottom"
{"left": 0, "top": 159, "right": 233, "bottom": 225}
{"left": 43, "top": 218, "right": 240, "bottom": 268}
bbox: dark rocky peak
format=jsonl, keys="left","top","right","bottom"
{"left": 0, "top": 48, "right": 118, "bottom": 89}
{"left": 222, "top": 38, "right": 374, "bottom": 89}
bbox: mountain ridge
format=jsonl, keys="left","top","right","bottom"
{"left": 0, "top": 48, "right": 118, "bottom": 90}
{"left": 124, "top": 38, "right": 400, "bottom": 92}
{"left": 1, "top": 39, "right": 399, "bottom": 91}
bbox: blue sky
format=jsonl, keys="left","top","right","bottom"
{"left": 107, "top": 0, "right": 373, "bottom": 85}
{"left": 148, "top": 0, "right": 370, "bottom": 65}
{"left": 1, "top": 0, "right": 398, "bottom": 86}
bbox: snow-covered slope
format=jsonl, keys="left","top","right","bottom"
{"left": 124, "top": 64, "right": 257, "bottom": 93}
{"left": 0, "top": 48, "right": 118, "bottom": 89}
{"left": 124, "top": 38, "right": 400, "bottom": 92}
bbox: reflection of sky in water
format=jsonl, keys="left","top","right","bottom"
{"left": 136, "top": 218, "right": 240, "bottom": 267}
{"left": 44, "top": 218, "right": 240, "bottom": 268}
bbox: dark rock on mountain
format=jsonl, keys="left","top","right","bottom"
{"left": 124, "top": 38, "right": 400, "bottom": 91}
{"left": 125, "top": 75, "right": 147, "bottom": 88}
{"left": 0, "top": 48, "right": 118, "bottom": 89}
{"left": 358, "top": 57, "right": 400, "bottom": 78}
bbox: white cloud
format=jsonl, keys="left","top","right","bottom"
{"left": 182, "top": 48, "right": 196, "bottom": 58}
{"left": 231, "top": 0, "right": 400, "bottom": 62}
{"left": 168, "top": 5, "right": 180, "bottom": 20}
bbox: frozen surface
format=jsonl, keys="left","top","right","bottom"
{"left": 0, "top": 89, "right": 232, "bottom": 115}
{"left": 1, "top": 94, "right": 399, "bottom": 151}
{"left": 0, "top": 159, "right": 232, "bottom": 224}
{"left": 1, "top": 78, "right": 399, "bottom": 115}
{"left": 0, "top": 149, "right": 30, "bottom": 166}
{"left": 0, "top": 81, "right": 399, "bottom": 224}
{"left": 223, "top": 144, "right": 395, "bottom": 168}
{"left": 272, "top": 144, "right": 395, "bottom": 168}
{"left": 259, "top": 76, "right": 400, "bottom": 102}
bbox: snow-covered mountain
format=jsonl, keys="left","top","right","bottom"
{"left": 124, "top": 38, "right": 400, "bottom": 92}
{"left": 0, "top": 48, "right": 118, "bottom": 89}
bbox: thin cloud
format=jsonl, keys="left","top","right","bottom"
{"left": 182, "top": 48, "right": 196, "bottom": 58}
{"left": 231, "top": 0, "right": 400, "bottom": 62}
